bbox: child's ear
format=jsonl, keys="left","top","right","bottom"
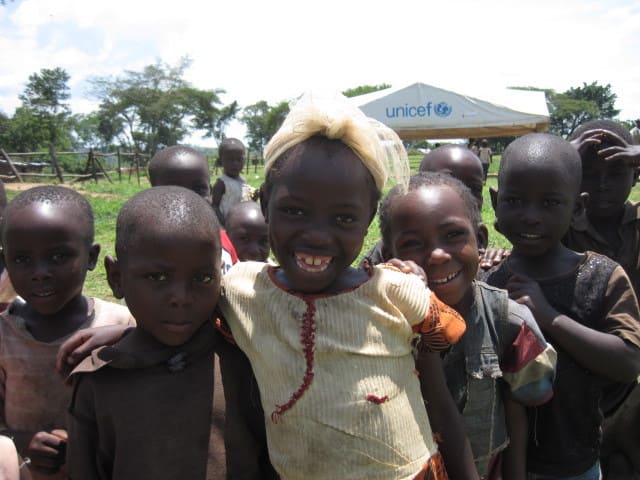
{"left": 488, "top": 187, "right": 503, "bottom": 234}
{"left": 573, "top": 192, "right": 589, "bottom": 221}
{"left": 87, "top": 244, "right": 101, "bottom": 271}
{"left": 476, "top": 224, "right": 489, "bottom": 251}
{"left": 104, "top": 255, "right": 124, "bottom": 299}
{"left": 259, "top": 185, "right": 269, "bottom": 222}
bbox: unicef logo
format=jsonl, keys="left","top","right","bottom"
{"left": 385, "top": 101, "right": 453, "bottom": 119}
{"left": 434, "top": 102, "right": 452, "bottom": 117}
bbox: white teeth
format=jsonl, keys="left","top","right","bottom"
{"left": 431, "top": 271, "right": 460, "bottom": 285}
{"left": 296, "top": 254, "right": 332, "bottom": 272}
{"left": 520, "top": 233, "right": 541, "bottom": 239}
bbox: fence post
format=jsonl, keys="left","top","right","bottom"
{"left": 0, "top": 149, "right": 24, "bottom": 182}
{"left": 117, "top": 148, "right": 122, "bottom": 182}
{"left": 48, "top": 144, "right": 65, "bottom": 183}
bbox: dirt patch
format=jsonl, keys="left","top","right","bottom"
{"left": 3, "top": 182, "right": 118, "bottom": 198}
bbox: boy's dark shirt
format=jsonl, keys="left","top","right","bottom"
{"left": 564, "top": 201, "right": 640, "bottom": 297}
{"left": 67, "top": 322, "right": 222, "bottom": 480}
{"left": 563, "top": 201, "right": 640, "bottom": 414}
{"left": 482, "top": 252, "right": 640, "bottom": 476}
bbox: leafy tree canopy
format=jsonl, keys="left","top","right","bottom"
{"left": 241, "top": 100, "right": 290, "bottom": 156}
{"left": 510, "top": 82, "right": 620, "bottom": 138}
{"left": 89, "top": 57, "right": 237, "bottom": 154}
{"left": 342, "top": 84, "right": 391, "bottom": 98}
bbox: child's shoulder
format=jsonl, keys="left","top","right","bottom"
{"left": 89, "top": 297, "right": 135, "bottom": 328}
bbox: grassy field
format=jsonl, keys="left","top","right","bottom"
{"left": 5, "top": 156, "right": 639, "bottom": 301}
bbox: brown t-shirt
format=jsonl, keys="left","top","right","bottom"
{"left": 67, "top": 322, "right": 221, "bottom": 480}
{"left": 564, "top": 201, "right": 640, "bottom": 298}
{"left": 483, "top": 252, "right": 640, "bottom": 476}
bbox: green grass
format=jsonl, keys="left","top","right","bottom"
{"left": 4, "top": 156, "right": 638, "bottom": 301}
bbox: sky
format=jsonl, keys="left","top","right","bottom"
{"left": 1, "top": 0, "right": 639, "bottom": 146}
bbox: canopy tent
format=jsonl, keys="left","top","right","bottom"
{"left": 351, "top": 83, "right": 550, "bottom": 140}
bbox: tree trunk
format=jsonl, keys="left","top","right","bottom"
{"left": 48, "top": 143, "right": 65, "bottom": 183}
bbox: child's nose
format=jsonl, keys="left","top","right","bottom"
{"left": 169, "top": 281, "right": 193, "bottom": 307}
{"left": 427, "top": 248, "right": 451, "bottom": 265}
{"left": 521, "top": 205, "right": 541, "bottom": 224}
{"left": 31, "top": 262, "right": 52, "bottom": 281}
{"left": 301, "top": 225, "right": 331, "bottom": 246}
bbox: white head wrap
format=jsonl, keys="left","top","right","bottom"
{"left": 263, "top": 92, "right": 409, "bottom": 192}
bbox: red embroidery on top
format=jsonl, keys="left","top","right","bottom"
{"left": 271, "top": 298, "right": 317, "bottom": 423}
{"left": 366, "top": 394, "right": 389, "bottom": 404}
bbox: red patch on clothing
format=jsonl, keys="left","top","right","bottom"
{"left": 501, "top": 323, "right": 544, "bottom": 373}
{"left": 366, "top": 394, "right": 389, "bottom": 404}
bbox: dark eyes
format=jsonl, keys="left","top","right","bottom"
{"left": 13, "top": 255, "right": 29, "bottom": 265}
{"left": 336, "top": 215, "right": 356, "bottom": 224}
{"left": 193, "top": 273, "right": 215, "bottom": 284}
{"left": 282, "top": 207, "right": 304, "bottom": 216}
{"left": 144, "top": 272, "right": 215, "bottom": 284}
{"left": 145, "top": 272, "right": 168, "bottom": 282}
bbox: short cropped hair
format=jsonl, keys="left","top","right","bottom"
{"left": 570, "top": 119, "right": 632, "bottom": 144}
{"left": 116, "top": 186, "right": 220, "bottom": 258}
{"left": 2, "top": 185, "right": 94, "bottom": 244}
{"left": 219, "top": 138, "right": 246, "bottom": 155}
{"left": 379, "top": 172, "right": 481, "bottom": 248}
{"left": 148, "top": 146, "right": 208, "bottom": 185}
{"left": 499, "top": 133, "right": 582, "bottom": 194}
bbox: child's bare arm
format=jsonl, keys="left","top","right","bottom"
{"left": 211, "top": 179, "right": 226, "bottom": 225}
{"left": 56, "top": 324, "right": 131, "bottom": 378}
{"left": 599, "top": 144, "right": 640, "bottom": 167}
{"left": 501, "top": 388, "right": 527, "bottom": 480}
{"left": 416, "top": 352, "right": 479, "bottom": 480}
{"left": 506, "top": 273, "right": 640, "bottom": 383}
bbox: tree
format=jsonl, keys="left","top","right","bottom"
{"left": 342, "top": 84, "right": 391, "bottom": 98}
{"left": 510, "top": 82, "right": 620, "bottom": 138}
{"left": 18, "top": 67, "right": 73, "bottom": 148}
{"left": 90, "top": 57, "right": 236, "bottom": 154}
{"left": 241, "top": 100, "right": 290, "bottom": 155}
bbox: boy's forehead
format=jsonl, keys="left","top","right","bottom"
{"left": 5, "top": 201, "right": 91, "bottom": 239}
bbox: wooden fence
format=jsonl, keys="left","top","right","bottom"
{"left": 0, "top": 148, "right": 151, "bottom": 184}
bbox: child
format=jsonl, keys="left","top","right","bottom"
{"left": 212, "top": 137, "right": 253, "bottom": 226}
{"left": 148, "top": 145, "right": 238, "bottom": 272}
{"left": 0, "top": 179, "right": 18, "bottom": 309}
{"left": 565, "top": 119, "right": 640, "bottom": 479}
{"left": 478, "top": 139, "right": 492, "bottom": 182}
{"left": 419, "top": 144, "right": 485, "bottom": 208}
{"left": 378, "top": 171, "right": 556, "bottom": 479}
{"left": 483, "top": 133, "right": 640, "bottom": 479}
{"left": 218, "top": 94, "right": 475, "bottom": 480}
{"left": 225, "top": 200, "right": 269, "bottom": 262}
{"left": 59, "top": 95, "right": 477, "bottom": 479}
{"left": 147, "top": 145, "right": 235, "bottom": 477}
{"left": 363, "top": 143, "right": 486, "bottom": 266}
{"left": 0, "top": 186, "right": 133, "bottom": 480}
{"left": 67, "top": 186, "right": 223, "bottom": 479}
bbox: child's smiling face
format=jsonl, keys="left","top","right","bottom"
{"left": 3, "top": 202, "right": 98, "bottom": 315}
{"left": 264, "top": 139, "right": 377, "bottom": 294}
{"left": 494, "top": 160, "right": 578, "bottom": 257}
{"left": 386, "top": 184, "right": 480, "bottom": 312}
{"left": 220, "top": 146, "right": 245, "bottom": 178}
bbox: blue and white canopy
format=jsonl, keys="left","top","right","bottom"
{"left": 351, "top": 83, "right": 550, "bottom": 140}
